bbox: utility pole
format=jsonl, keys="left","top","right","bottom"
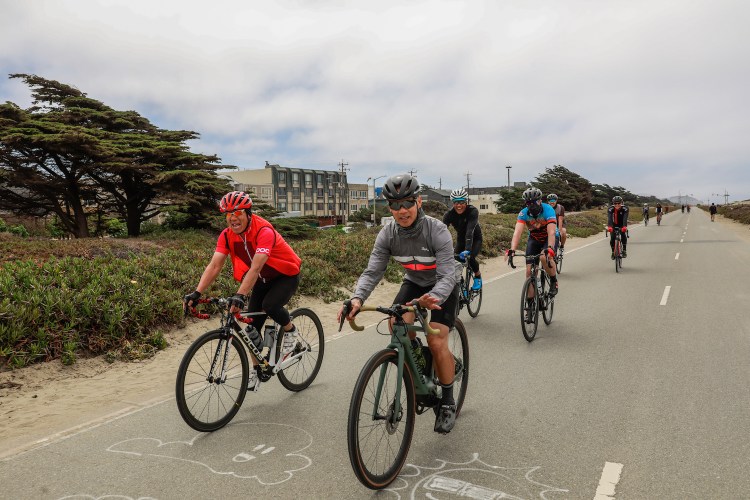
{"left": 438, "top": 177, "right": 442, "bottom": 190}
{"left": 465, "top": 171, "right": 471, "bottom": 192}
{"left": 724, "top": 188, "right": 730, "bottom": 205}
{"left": 338, "top": 159, "right": 349, "bottom": 224}
{"left": 367, "top": 175, "right": 386, "bottom": 225}
{"left": 506, "top": 165, "right": 512, "bottom": 189}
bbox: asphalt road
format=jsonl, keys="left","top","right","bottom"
{"left": 2, "top": 208, "right": 749, "bottom": 499}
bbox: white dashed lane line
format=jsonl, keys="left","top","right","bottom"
{"left": 660, "top": 286, "right": 671, "bottom": 306}
{"left": 594, "top": 462, "right": 624, "bottom": 500}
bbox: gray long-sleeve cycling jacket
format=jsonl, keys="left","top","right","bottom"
{"left": 352, "top": 215, "right": 458, "bottom": 305}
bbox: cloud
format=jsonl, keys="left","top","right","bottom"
{"left": 2, "top": 0, "right": 749, "bottom": 200}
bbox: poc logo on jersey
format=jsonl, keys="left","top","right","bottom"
{"left": 421, "top": 247, "right": 429, "bottom": 251}
{"left": 256, "top": 247, "right": 271, "bottom": 254}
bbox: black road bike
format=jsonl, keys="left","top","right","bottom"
{"left": 176, "top": 297, "right": 324, "bottom": 431}
{"left": 456, "top": 257, "right": 482, "bottom": 318}
{"left": 509, "top": 253, "right": 555, "bottom": 342}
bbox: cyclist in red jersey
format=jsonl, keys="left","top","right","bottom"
{"left": 183, "top": 191, "right": 302, "bottom": 360}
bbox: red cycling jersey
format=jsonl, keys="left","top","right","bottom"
{"left": 216, "top": 214, "right": 301, "bottom": 282}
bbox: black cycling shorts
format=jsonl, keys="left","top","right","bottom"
{"left": 525, "top": 238, "right": 550, "bottom": 265}
{"left": 393, "top": 280, "right": 458, "bottom": 329}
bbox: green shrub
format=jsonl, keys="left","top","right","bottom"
{"left": 8, "top": 224, "right": 29, "bottom": 237}
{"left": 0, "top": 218, "right": 6, "bottom": 232}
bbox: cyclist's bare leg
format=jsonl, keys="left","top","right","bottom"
{"left": 525, "top": 263, "right": 534, "bottom": 299}
{"left": 560, "top": 228, "right": 567, "bottom": 247}
{"left": 541, "top": 254, "right": 556, "bottom": 278}
{"left": 424, "top": 323, "right": 454, "bottom": 385}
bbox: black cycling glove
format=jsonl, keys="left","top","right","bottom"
{"left": 228, "top": 293, "right": 246, "bottom": 310}
{"left": 184, "top": 290, "right": 202, "bottom": 311}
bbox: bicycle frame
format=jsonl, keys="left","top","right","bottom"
{"left": 192, "top": 298, "right": 305, "bottom": 377}
{"left": 343, "top": 303, "right": 441, "bottom": 421}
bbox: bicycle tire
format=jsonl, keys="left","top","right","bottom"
{"left": 614, "top": 238, "right": 621, "bottom": 273}
{"left": 556, "top": 253, "right": 563, "bottom": 274}
{"left": 520, "top": 277, "right": 538, "bottom": 342}
{"left": 347, "top": 349, "right": 416, "bottom": 490}
{"left": 542, "top": 274, "right": 554, "bottom": 325}
{"left": 466, "top": 286, "right": 482, "bottom": 318}
{"left": 176, "top": 329, "right": 249, "bottom": 432}
{"left": 448, "top": 318, "right": 470, "bottom": 415}
{"left": 275, "top": 308, "right": 325, "bottom": 392}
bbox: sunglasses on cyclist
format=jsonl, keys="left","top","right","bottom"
{"left": 388, "top": 198, "right": 417, "bottom": 210}
{"left": 525, "top": 200, "right": 539, "bottom": 206}
{"left": 224, "top": 209, "right": 247, "bottom": 218}
{"left": 453, "top": 200, "right": 467, "bottom": 205}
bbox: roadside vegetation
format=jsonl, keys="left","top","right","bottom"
{"left": 0, "top": 211, "right": 609, "bottom": 369}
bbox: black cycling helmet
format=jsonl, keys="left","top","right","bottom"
{"left": 522, "top": 187, "right": 543, "bottom": 202}
{"left": 612, "top": 195, "right": 623, "bottom": 204}
{"left": 383, "top": 174, "right": 420, "bottom": 200}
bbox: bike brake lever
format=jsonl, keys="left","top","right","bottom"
{"left": 339, "top": 300, "right": 351, "bottom": 332}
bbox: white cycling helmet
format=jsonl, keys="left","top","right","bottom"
{"left": 450, "top": 188, "right": 468, "bottom": 202}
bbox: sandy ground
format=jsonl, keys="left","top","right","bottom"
{"left": 2, "top": 213, "right": 747, "bottom": 458}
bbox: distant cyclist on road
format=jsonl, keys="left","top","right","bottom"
{"left": 655, "top": 202, "right": 663, "bottom": 225}
{"left": 710, "top": 203, "right": 717, "bottom": 222}
{"left": 443, "top": 188, "right": 483, "bottom": 291}
{"left": 183, "top": 191, "right": 302, "bottom": 362}
{"left": 338, "top": 174, "right": 460, "bottom": 434}
{"left": 504, "top": 187, "right": 559, "bottom": 299}
{"left": 546, "top": 193, "right": 566, "bottom": 253}
{"left": 642, "top": 203, "right": 649, "bottom": 224}
{"left": 607, "top": 196, "right": 629, "bottom": 259}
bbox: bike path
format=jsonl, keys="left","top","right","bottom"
{"left": 3, "top": 210, "right": 749, "bottom": 498}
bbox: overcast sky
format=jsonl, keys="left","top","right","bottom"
{"left": 2, "top": 0, "right": 749, "bottom": 202}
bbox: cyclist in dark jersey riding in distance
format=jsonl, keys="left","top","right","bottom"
{"left": 546, "top": 193, "right": 566, "bottom": 253}
{"left": 443, "top": 188, "right": 483, "bottom": 291}
{"left": 338, "top": 174, "right": 460, "bottom": 434}
{"left": 183, "top": 191, "right": 303, "bottom": 364}
{"left": 607, "top": 195, "right": 629, "bottom": 258}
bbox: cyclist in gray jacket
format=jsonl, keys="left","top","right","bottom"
{"left": 338, "top": 173, "right": 460, "bottom": 434}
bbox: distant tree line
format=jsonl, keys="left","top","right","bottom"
{"left": 494, "top": 165, "right": 668, "bottom": 213}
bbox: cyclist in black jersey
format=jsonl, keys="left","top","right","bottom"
{"left": 443, "top": 188, "right": 483, "bottom": 290}
{"left": 607, "top": 196, "right": 629, "bottom": 258}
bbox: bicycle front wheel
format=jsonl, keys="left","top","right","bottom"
{"left": 614, "top": 239, "right": 622, "bottom": 273}
{"left": 556, "top": 252, "right": 563, "bottom": 274}
{"left": 520, "top": 278, "right": 539, "bottom": 342}
{"left": 176, "top": 329, "right": 249, "bottom": 432}
{"left": 466, "top": 285, "right": 482, "bottom": 318}
{"left": 276, "top": 308, "right": 325, "bottom": 392}
{"left": 347, "top": 349, "right": 416, "bottom": 490}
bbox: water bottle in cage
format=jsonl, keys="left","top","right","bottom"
{"left": 245, "top": 325, "right": 263, "bottom": 350}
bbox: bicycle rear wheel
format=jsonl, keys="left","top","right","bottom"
{"left": 276, "top": 308, "right": 325, "bottom": 392}
{"left": 347, "top": 349, "right": 416, "bottom": 490}
{"left": 520, "top": 277, "right": 538, "bottom": 342}
{"left": 556, "top": 252, "right": 563, "bottom": 274}
{"left": 448, "top": 318, "right": 470, "bottom": 415}
{"left": 176, "top": 329, "right": 249, "bottom": 432}
{"left": 541, "top": 274, "right": 554, "bottom": 325}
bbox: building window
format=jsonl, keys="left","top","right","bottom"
{"left": 481, "top": 204, "right": 488, "bottom": 210}
{"left": 292, "top": 202, "right": 300, "bottom": 211}
{"left": 292, "top": 172, "right": 299, "bottom": 185}
{"left": 350, "top": 204, "right": 357, "bottom": 211}
{"left": 261, "top": 187, "right": 272, "bottom": 198}
{"left": 305, "top": 188, "right": 313, "bottom": 198}
{"left": 277, "top": 201, "right": 287, "bottom": 211}
{"left": 316, "top": 173, "right": 324, "bottom": 184}
{"left": 317, "top": 202, "right": 324, "bottom": 211}
{"left": 317, "top": 188, "right": 324, "bottom": 197}
{"left": 305, "top": 173, "right": 312, "bottom": 187}
{"left": 277, "top": 187, "right": 287, "bottom": 196}
{"left": 304, "top": 202, "right": 313, "bottom": 211}
{"left": 278, "top": 171, "right": 286, "bottom": 184}
{"left": 292, "top": 187, "right": 300, "bottom": 198}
